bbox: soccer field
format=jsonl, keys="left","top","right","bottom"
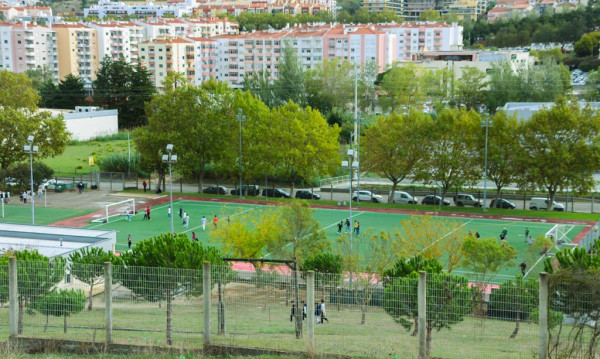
{"left": 83, "top": 198, "right": 586, "bottom": 283}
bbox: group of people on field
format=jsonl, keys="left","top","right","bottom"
{"left": 336, "top": 219, "right": 360, "bottom": 236}
{"left": 290, "top": 299, "right": 328, "bottom": 324}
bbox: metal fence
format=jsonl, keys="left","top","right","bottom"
{"left": 3, "top": 259, "right": 600, "bottom": 358}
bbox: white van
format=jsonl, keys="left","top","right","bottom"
{"left": 389, "top": 191, "right": 417, "bottom": 204}
{"left": 529, "top": 197, "right": 565, "bottom": 211}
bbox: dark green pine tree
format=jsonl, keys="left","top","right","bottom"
{"left": 55, "top": 74, "right": 87, "bottom": 109}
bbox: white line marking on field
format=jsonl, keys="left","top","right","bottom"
{"left": 418, "top": 219, "right": 473, "bottom": 255}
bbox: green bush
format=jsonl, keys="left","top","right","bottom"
{"left": 98, "top": 152, "right": 147, "bottom": 177}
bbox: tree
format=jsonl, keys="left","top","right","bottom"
{"left": 93, "top": 57, "right": 155, "bottom": 128}
{"left": 25, "top": 67, "right": 55, "bottom": 92}
{"left": 419, "top": 8, "right": 441, "bottom": 21}
{"left": 338, "top": 230, "right": 399, "bottom": 324}
{"left": 52, "top": 74, "right": 87, "bottom": 109}
{"left": 69, "top": 247, "right": 121, "bottom": 311}
{"left": 0, "top": 250, "right": 65, "bottom": 334}
{"left": 305, "top": 58, "right": 355, "bottom": 113}
{"left": 39, "top": 80, "right": 59, "bottom": 108}
{"left": 117, "top": 233, "right": 228, "bottom": 345}
{"left": 413, "top": 108, "right": 481, "bottom": 202}
{"left": 519, "top": 100, "right": 600, "bottom": 208}
{"left": 31, "top": 289, "right": 86, "bottom": 333}
{"left": 485, "top": 61, "right": 523, "bottom": 113}
{"left": 378, "top": 65, "right": 423, "bottom": 112}
{"left": 454, "top": 67, "right": 488, "bottom": 111}
{"left": 273, "top": 43, "right": 307, "bottom": 106}
{"left": 269, "top": 102, "right": 340, "bottom": 196}
{"left": 0, "top": 162, "right": 54, "bottom": 189}
{"left": 300, "top": 252, "right": 343, "bottom": 298}
{"left": 358, "top": 60, "right": 379, "bottom": 112}
{"left": 0, "top": 71, "right": 70, "bottom": 169}
{"left": 383, "top": 272, "right": 473, "bottom": 356}
{"left": 362, "top": 112, "right": 429, "bottom": 203}
{"left": 490, "top": 276, "right": 538, "bottom": 338}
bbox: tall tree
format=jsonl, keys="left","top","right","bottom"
{"left": 93, "top": 57, "right": 155, "bottom": 128}
{"left": 519, "top": 100, "right": 600, "bottom": 208}
{"left": 270, "top": 102, "right": 340, "bottom": 196}
{"left": 273, "top": 43, "right": 306, "bottom": 106}
{"left": 54, "top": 74, "right": 86, "bottom": 109}
{"left": 31, "top": 289, "right": 86, "bottom": 333}
{"left": 0, "top": 71, "right": 70, "bottom": 170}
{"left": 454, "top": 67, "right": 488, "bottom": 111}
{"left": 362, "top": 112, "right": 430, "bottom": 203}
{"left": 305, "top": 58, "right": 355, "bottom": 113}
{"left": 117, "top": 233, "right": 228, "bottom": 345}
{"left": 413, "top": 108, "right": 481, "bottom": 203}
{"left": 490, "top": 276, "right": 538, "bottom": 338}
{"left": 378, "top": 65, "right": 424, "bottom": 112}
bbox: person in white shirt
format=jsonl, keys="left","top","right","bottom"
{"left": 201, "top": 216, "right": 207, "bottom": 230}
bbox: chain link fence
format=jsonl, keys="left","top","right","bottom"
{"left": 3, "top": 259, "right": 600, "bottom": 358}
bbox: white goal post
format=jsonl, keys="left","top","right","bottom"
{"left": 545, "top": 224, "right": 570, "bottom": 244}
{"left": 92, "top": 198, "right": 136, "bottom": 223}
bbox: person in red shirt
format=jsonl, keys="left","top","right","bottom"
{"left": 146, "top": 206, "right": 151, "bottom": 221}
{"left": 212, "top": 214, "right": 218, "bottom": 228}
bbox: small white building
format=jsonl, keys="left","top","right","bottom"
{"left": 41, "top": 106, "right": 119, "bottom": 141}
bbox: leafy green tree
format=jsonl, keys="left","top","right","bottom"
{"left": 0, "top": 71, "right": 70, "bottom": 170}
{"left": 0, "top": 250, "right": 65, "bottom": 334}
{"left": 243, "top": 70, "right": 278, "bottom": 108}
{"left": 362, "top": 112, "right": 430, "bottom": 203}
{"left": 574, "top": 32, "right": 600, "bottom": 57}
{"left": 305, "top": 58, "right": 355, "bottom": 113}
{"left": 39, "top": 80, "right": 59, "bottom": 108}
{"left": 419, "top": 8, "right": 441, "bottom": 21}
{"left": 490, "top": 276, "right": 538, "bottom": 338}
{"left": 378, "top": 65, "right": 423, "bottom": 112}
{"left": 117, "top": 233, "right": 228, "bottom": 345}
{"left": 383, "top": 272, "right": 473, "bottom": 356}
{"left": 93, "top": 57, "right": 155, "bottom": 128}
{"left": 519, "top": 100, "right": 600, "bottom": 208}
{"left": 454, "top": 67, "right": 488, "bottom": 111}
{"left": 1, "top": 162, "right": 53, "bottom": 189}
{"left": 269, "top": 102, "right": 340, "bottom": 195}
{"left": 358, "top": 60, "right": 379, "bottom": 112}
{"left": 485, "top": 61, "right": 523, "bottom": 113}
{"left": 69, "top": 247, "right": 121, "bottom": 311}
{"left": 300, "top": 252, "right": 343, "bottom": 298}
{"left": 31, "top": 289, "right": 86, "bottom": 333}
{"left": 273, "top": 43, "right": 306, "bottom": 106}
{"left": 25, "top": 67, "right": 55, "bottom": 92}
{"left": 53, "top": 74, "right": 86, "bottom": 109}
{"left": 413, "top": 108, "right": 480, "bottom": 202}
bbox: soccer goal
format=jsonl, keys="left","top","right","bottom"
{"left": 91, "top": 198, "right": 136, "bottom": 223}
{"left": 545, "top": 224, "right": 572, "bottom": 245}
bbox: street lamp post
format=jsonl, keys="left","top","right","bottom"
{"left": 162, "top": 144, "right": 177, "bottom": 235}
{"left": 342, "top": 149, "right": 358, "bottom": 287}
{"left": 481, "top": 115, "right": 493, "bottom": 211}
{"left": 237, "top": 109, "right": 246, "bottom": 199}
{"left": 23, "top": 135, "right": 38, "bottom": 225}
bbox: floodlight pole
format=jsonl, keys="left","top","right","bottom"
{"left": 163, "top": 144, "right": 177, "bottom": 236}
{"left": 343, "top": 145, "right": 358, "bottom": 289}
{"left": 237, "top": 109, "right": 246, "bottom": 199}
{"left": 24, "top": 135, "right": 37, "bottom": 225}
{"left": 482, "top": 114, "right": 492, "bottom": 212}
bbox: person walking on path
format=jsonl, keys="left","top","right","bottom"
{"left": 201, "top": 216, "right": 207, "bottom": 230}
{"left": 213, "top": 214, "right": 218, "bottom": 228}
{"left": 143, "top": 181, "right": 147, "bottom": 192}
{"left": 337, "top": 221, "right": 343, "bottom": 234}
{"left": 22, "top": 191, "right": 27, "bottom": 204}
{"left": 320, "top": 299, "right": 328, "bottom": 323}
{"left": 345, "top": 218, "right": 351, "bottom": 233}
{"left": 128, "top": 234, "right": 132, "bottom": 249}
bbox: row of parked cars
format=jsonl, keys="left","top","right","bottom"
{"left": 202, "top": 185, "right": 321, "bottom": 200}
{"left": 389, "top": 191, "right": 565, "bottom": 211}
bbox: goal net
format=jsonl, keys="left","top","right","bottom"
{"left": 91, "top": 198, "right": 136, "bottom": 223}
{"left": 545, "top": 224, "right": 571, "bottom": 245}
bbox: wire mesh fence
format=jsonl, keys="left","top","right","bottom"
{"left": 4, "top": 260, "right": 600, "bottom": 358}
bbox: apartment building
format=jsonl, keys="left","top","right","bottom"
{"left": 0, "top": 23, "right": 15, "bottom": 71}
{"left": 139, "top": 37, "right": 195, "bottom": 89}
{"left": 0, "top": 5, "right": 52, "bottom": 22}
{"left": 53, "top": 24, "right": 100, "bottom": 85}
{"left": 362, "top": 0, "right": 404, "bottom": 15}
{"left": 363, "top": 0, "right": 486, "bottom": 21}
{"left": 89, "top": 22, "right": 144, "bottom": 62}
{"left": 11, "top": 22, "right": 58, "bottom": 80}
{"left": 85, "top": 0, "right": 196, "bottom": 19}
{"left": 376, "top": 22, "right": 463, "bottom": 61}
{"left": 189, "top": 36, "right": 217, "bottom": 84}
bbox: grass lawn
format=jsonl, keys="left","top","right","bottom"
{"left": 41, "top": 140, "right": 130, "bottom": 174}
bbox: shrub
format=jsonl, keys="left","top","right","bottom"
{"left": 98, "top": 152, "right": 147, "bottom": 177}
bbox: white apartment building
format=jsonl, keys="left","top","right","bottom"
{"left": 189, "top": 36, "right": 217, "bottom": 85}
{"left": 139, "top": 37, "right": 195, "bottom": 89}
{"left": 84, "top": 0, "right": 196, "bottom": 19}
{"left": 0, "top": 23, "right": 15, "bottom": 72}
{"left": 376, "top": 22, "right": 463, "bottom": 61}
{"left": 89, "top": 21, "right": 144, "bottom": 62}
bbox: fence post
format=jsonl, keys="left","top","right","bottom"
{"left": 330, "top": 183, "right": 333, "bottom": 201}
{"left": 9, "top": 257, "right": 17, "bottom": 338}
{"left": 418, "top": 271, "right": 427, "bottom": 359}
{"left": 109, "top": 173, "right": 113, "bottom": 191}
{"left": 203, "top": 261, "right": 211, "bottom": 346}
{"left": 539, "top": 272, "right": 549, "bottom": 359}
{"left": 306, "top": 271, "right": 315, "bottom": 353}
{"left": 121, "top": 173, "right": 124, "bottom": 190}
{"left": 104, "top": 262, "right": 113, "bottom": 343}
{"left": 217, "top": 280, "right": 225, "bottom": 335}
{"left": 180, "top": 177, "right": 182, "bottom": 193}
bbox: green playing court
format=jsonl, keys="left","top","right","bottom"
{"left": 0, "top": 203, "right": 93, "bottom": 226}
{"left": 82, "top": 199, "right": 586, "bottom": 284}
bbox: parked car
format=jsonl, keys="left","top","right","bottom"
{"left": 3, "top": 177, "right": 18, "bottom": 186}
{"left": 295, "top": 190, "right": 320, "bottom": 200}
{"left": 529, "top": 197, "right": 565, "bottom": 211}
{"left": 490, "top": 198, "right": 516, "bottom": 209}
{"left": 389, "top": 191, "right": 417, "bottom": 204}
{"left": 352, "top": 190, "right": 383, "bottom": 203}
{"left": 262, "top": 188, "right": 290, "bottom": 198}
{"left": 421, "top": 195, "right": 451, "bottom": 206}
{"left": 203, "top": 186, "right": 228, "bottom": 195}
{"left": 453, "top": 194, "right": 482, "bottom": 207}
{"left": 39, "top": 179, "right": 68, "bottom": 190}
{"left": 230, "top": 185, "right": 260, "bottom": 196}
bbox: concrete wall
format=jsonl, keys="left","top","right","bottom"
{"left": 62, "top": 109, "right": 119, "bottom": 141}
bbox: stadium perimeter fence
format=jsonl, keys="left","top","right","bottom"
{"left": 2, "top": 259, "right": 599, "bottom": 358}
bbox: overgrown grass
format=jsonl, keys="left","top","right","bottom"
{"left": 41, "top": 139, "right": 131, "bottom": 174}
